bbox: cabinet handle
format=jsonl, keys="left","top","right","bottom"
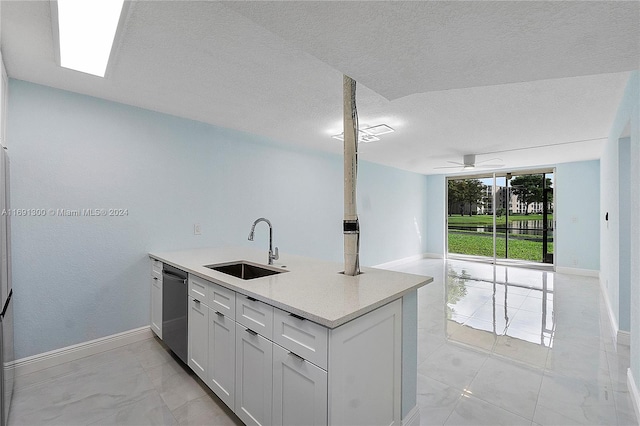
{"left": 245, "top": 328, "right": 258, "bottom": 336}
{"left": 247, "top": 296, "right": 257, "bottom": 302}
{"left": 214, "top": 311, "right": 223, "bottom": 316}
{"left": 153, "top": 277, "right": 158, "bottom": 280}
{"left": 288, "top": 351, "right": 304, "bottom": 361}
{"left": 193, "top": 298, "right": 201, "bottom": 304}
{"left": 289, "top": 313, "right": 305, "bottom": 321}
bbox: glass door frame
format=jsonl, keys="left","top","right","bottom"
{"left": 445, "top": 168, "right": 555, "bottom": 270}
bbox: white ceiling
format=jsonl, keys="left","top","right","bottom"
{"left": 1, "top": 1, "right": 638, "bottom": 175}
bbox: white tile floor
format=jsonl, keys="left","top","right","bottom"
{"left": 8, "top": 259, "right": 638, "bottom": 425}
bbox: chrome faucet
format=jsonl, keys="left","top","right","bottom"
{"left": 248, "top": 217, "right": 279, "bottom": 265}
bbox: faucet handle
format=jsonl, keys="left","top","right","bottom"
{"left": 272, "top": 247, "right": 279, "bottom": 261}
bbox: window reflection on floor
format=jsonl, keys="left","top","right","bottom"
{"left": 446, "top": 261, "right": 555, "bottom": 356}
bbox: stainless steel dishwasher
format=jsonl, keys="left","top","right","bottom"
{"left": 162, "top": 264, "right": 188, "bottom": 364}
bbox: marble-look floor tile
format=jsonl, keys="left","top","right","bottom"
{"left": 612, "top": 390, "right": 639, "bottom": 426}
{"left": 416, "top": 373, "right": 462, "bottom": 425}
{"left": 444, "top": 394, "right": 531, "bottom": 426}
{"left": 536, "top": 371, "right": 617, "bottom": 424}
{"left": 135, "top": 344, "right": 178, "bottom": 371}
{"left": 418, "top": 343, "right": 488, "bottom": 390}
{"left": 154, "top": 369, "right": 209, "bottom": 412}
{"left": 172, "top": 395, "right": 241, "bottom": 426}
{"left": 545, "top": 342, "right": 611, "bottom": 382}
{"left": 14, "top": 345, "right": 139, "bottom": 392}
{"left": 144, "top": 354, "right": 191, "bottom": 388}
{"left": 448, "top": 323, "right": 498, "bottom": 352}
{"left": 10, "top": 370, "right": 155, "bottom": 426}
{"left": 467, "top": 356, "right": 544, "bottom": 420}
{"left": 88, "top": 391, "right": 177, "bottom": 425}
{"left": 493, "top": 335, "right": 549, "bottom": 369}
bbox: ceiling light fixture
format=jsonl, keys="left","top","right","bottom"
{"left": 331, "top": 124, "right": 394, "bottom": 143}
{"left": 56, "top": 0, "right": 125, "bottom": 77}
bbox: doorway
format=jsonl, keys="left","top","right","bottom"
{"left": 447, "top": 170, "right": 554, "bottom": 267}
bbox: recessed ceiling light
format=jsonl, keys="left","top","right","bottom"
{"left": 56, "top": 0, "right": 125, "bottom": 77}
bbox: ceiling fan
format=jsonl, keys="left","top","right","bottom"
{"left": 435, "top": 154, "right": 504, "bottom": 170}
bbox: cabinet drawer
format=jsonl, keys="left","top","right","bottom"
{"left": 151, "top": 269, "right": 162, "bottom": 281}
{"left": 152, "top": 259, "right": 162, "bottom": 274}
{"left": 273, "top": 308, "right": 328, "bottom": 370}
{"left": 189, "top": 275, "right": 209, "bottom": 302}
{"left": 208, "top": 283, "right": 236, "bottom": 319}
{"left": 272, "top": 343, "right": 328, "bottom": 426}
{"left": 236, "top": 295, "right": 273, "bottom": 339}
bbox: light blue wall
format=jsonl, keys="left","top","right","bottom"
{"left": 619, "top": 138, "right": 631, "bottom": 332}
{"left": 600, "top": 71, "right": 639, "bottom": 384}
{"left": 358, "top": 162, "right": 428, "bottom": 266}
{"left": 7, "top": 79, "right": 428, "bottom": 358}
{"left": 555, "top": 160, "right": 600, "bottom": 271}
{"left": 425, "top": 175, "right": 446, "bottom": 256}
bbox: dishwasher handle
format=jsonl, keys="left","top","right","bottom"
{"left": 162, "top": 270, "right": 187, "bottom": 284}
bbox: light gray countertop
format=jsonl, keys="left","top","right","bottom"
{"left": 149, "top": 247, "right": 433, "bottom": 328}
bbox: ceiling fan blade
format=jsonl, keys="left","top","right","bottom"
{"left": 446, "top": 161, "right": 464, "bottom": 166}
{"left": 476, "top": 157, "right": 503, "bottom": 165}
{"left": 477, "top": 164, "right": 504, "bottom": 168}
{"left": 434, "top": 165, "right": 465, "bottom": 169}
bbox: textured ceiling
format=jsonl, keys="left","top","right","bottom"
{"left": 1, "top": 1, "right": 638, "bottom": 175}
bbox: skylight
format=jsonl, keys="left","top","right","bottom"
{"left": 57, "top": 0, "right": 125, "bottom": 77}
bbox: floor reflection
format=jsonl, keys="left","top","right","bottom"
{"left": 446, "top": 261, "right": 555, "bottom": 354}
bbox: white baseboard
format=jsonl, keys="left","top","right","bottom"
{"left": 599, "top": 277, "right": 620, "bottom": 346}
{"left": 628, "top": 368, "right": 640, "bottom": 424}
{"left": 402, "top": 405, "right": 420, "bottom": 426}
{"left": 424, "top": 252, "right": 444, "bottom": 259}
{"left": 555, "top": 266, "right": 600, "bottom": 277}
{"left": 374, "top": 253, "right": 433, "bottom": 269}
{"left": 13, "top": 326, "right": 153, "bottom": 377}
{"left": 618, "top": 330, "right": 631, "bottom": 347}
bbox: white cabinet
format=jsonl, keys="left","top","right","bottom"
{"left": 273, "top": 308, "right": 328, "bottom": 370}
{"left": 235, "top": 323, "right": 273, "bottom": 426}
{"left": 237, "top": 295, "right": 274, "bottom": 340}
{"left": 328, "top": 299, "right": 402, "bottom": 426}
{"left": 208, "top": 309, "right": 236, "bottom": 409}
{"left": 188, "top": 297, "right": 208, "bottom": 381}
{"left": 152, "top": 259, "right": 405, "bottom": 426}
{"left": 150, "top": 260, "right": 163, "bottom": 338}
{"left": 272, "top": 344, "right": 327, "bottom": 426}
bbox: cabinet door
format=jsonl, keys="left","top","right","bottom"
{"left": 328, "top": 299, "right": 402, "bottom": 426}
{"left": 235, "top": 323, "right": 273, "bottom": 426}
{"left": 150, "top": 273, "right": 162, "bottom": 338}
{"left": 208, "top": 310, "right": 235, "bottom": 410}
{"left": 272, "top": 344, "right": 327, "bottom": 426}
{"left": 188, "top": 298, "right": 208, "bottom": 381}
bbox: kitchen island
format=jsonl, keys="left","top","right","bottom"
{"left": 149, "top": 247, "right": 432, "bottom": 426}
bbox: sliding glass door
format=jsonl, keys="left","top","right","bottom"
{"left": 447, "top": 170, "right": 554, "bottom": 266}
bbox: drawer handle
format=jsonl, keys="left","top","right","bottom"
{"left": 193, "top": 298, "right": 201, "bottom": 304}
{"left": 289, "top": 313, "right": 305, "bottom": 321}
{"left": 288, "top": 351, "right": 304, "bottom": 361}
{"left": 247, "top": 296, "right": 257, "bottom": 302}
{"left": 245, "top": 328, "right": 258, "bottom": 336}
{"left": 153, "top": 277, "right": 158, "bottom": 281}
{"left": 214, "top": 311, "right": 224, "bottom": 316}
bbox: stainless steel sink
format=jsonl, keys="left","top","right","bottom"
{"left": 205, "top": 261, "right": 287, "bottom": 280}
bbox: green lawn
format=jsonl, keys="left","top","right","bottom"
{"left": 448, "top": 214, "right": 553, "bottom": 226}
{"left": 448, "top": 232, "right": 553, "bottom": 262}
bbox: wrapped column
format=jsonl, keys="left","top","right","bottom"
{"left": 343, "top": 75, "right": 360, "bottom": 276}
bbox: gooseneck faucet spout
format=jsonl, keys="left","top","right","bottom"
{"left": 248, "top": 217, "right": 279, "bottom": 265}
